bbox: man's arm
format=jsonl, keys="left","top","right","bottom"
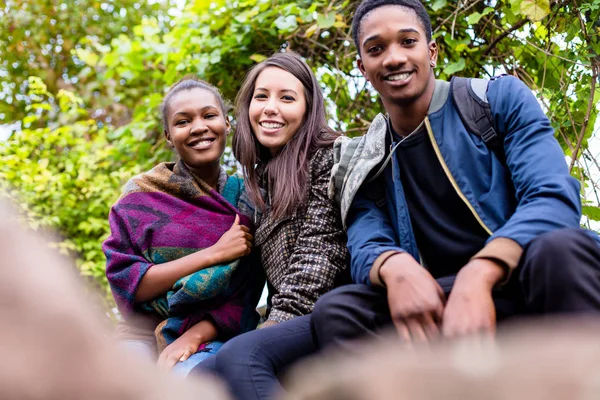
{"left": 346, "top": 181, "right": 404, "bottom": 286}
{"left": 473, "top": 76, "right": 581, "bottom": 279}
{"left": 348, "top": 181, "right": 445, "bottom": 342}
{"left": 443, "top": 76, "right": 581, "bottom": 337}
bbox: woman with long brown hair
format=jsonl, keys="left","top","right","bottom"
{"left": 195, "top": 52, "right": 349, "bottom": 399}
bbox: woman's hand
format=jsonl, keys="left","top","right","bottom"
{"left": 157, "top": 334, "right": 203, "bottom": 372}
{"left": 211, "top": 215, "right": 253, "bottom": 263}
{"left": 156, "top": 319, "right": 218, "bottom": 371}
{"left": 258, "top": 320, "right": 279, "bottom": 329}
{"left": 135, "top": 215, "right": 253, "bottom": 303}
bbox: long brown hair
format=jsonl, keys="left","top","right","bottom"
{"left": 233, "top": 52, "right": 339, "bottom": 219}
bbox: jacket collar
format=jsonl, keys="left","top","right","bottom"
{"left": 333, "top": 79, "right": 450, "bottom": 227}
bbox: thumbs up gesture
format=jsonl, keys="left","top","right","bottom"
{"left": 211, "top": 215, "right": 253, "bottom": 263}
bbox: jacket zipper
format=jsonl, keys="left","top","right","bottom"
{"left": 424, "top": 117, "right": 493, "bottom": 236}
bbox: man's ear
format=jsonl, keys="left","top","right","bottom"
{"left": 357, "top": 58, "right": 370, "bottom": 82}
{"left": 164, "top": 129, "right": 173, "bottom": 147}
{"left": 429, "top": 41, "right": 438, "bottom": 68}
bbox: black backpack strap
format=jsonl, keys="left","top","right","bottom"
{"left": 333, "top": 138, "right": 361, "bottom": 204}
{"left": 451, "top": 77, "right": 504, "bottom": 159}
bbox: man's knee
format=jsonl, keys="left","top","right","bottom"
{"left": 528, "top": 228, "right": 586, "bottom": 253}
{"left": 313, "top": 287, "right": 354, "bottom": 326}
{"left": 519, "top": 228, "right": 600, "bottom": 312}
{"left": 313, "top": 284, "right": 388, "bottom": 347}
{"left": 522, "top": 228, "right": 597, "bottom": 282}
{"left": 312, "top": 285, "right": 369, "bottom": 333}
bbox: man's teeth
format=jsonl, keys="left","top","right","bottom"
{"left": 386, "top": 72, "right": 411, "bottom": 81}
{"left": 261, "top": 122, "right": 284, "bottom": 129}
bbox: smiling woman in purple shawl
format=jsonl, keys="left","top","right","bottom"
{"left": 102, "top": 77, "right": 264, "bottom": 376}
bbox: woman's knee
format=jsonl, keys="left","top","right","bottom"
{"left": 214, "top": 331, "right": 263, "bottom": 371}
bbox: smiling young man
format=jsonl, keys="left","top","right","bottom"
{"left": 312, "top": 0, "right": 600, "bottom": 346}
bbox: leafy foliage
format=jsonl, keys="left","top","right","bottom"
{"left": 0, "top": 0, "right": 168, "bottom": 124}
{"left": 1, "top": 0, "right": 599, "bottom": 304}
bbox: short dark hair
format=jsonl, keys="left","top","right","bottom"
{"left": 160, "top": 76, "right": 229, "bottom": 133}
{"left": 351, "top": 0, "right": 432, "bottom": 55}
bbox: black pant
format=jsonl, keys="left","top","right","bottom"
{"left": 193, "top": 315, "right": 315, "bottom": 400}
{"left": 312, "top": 228, "right": 600, "bottom": 348}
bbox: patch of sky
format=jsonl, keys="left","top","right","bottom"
{"left": 0, "top": 122, "right": 20, "bottom": 141}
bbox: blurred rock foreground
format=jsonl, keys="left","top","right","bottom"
{"left": 3, "top": 196, "right": 600, "bottom": 400}
{"left": 283, "top": 320, "right": 600, "bottom": 400}
{"left": 0, "top": 199, "right": 229, "bottom": 400}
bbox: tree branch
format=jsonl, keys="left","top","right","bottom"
{"left": 482, "top": 18, "right": 527, "bottom": 57}
{"left": 569, "top": 61, "right": 598, "bottom": 171}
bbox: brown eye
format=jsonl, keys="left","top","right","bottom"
{"left": 367, "top": 45, "right": 383, "bottom": 53}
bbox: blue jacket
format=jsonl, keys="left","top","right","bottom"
{"left": 332, "top": 76, "right": 582, "bottom": 285}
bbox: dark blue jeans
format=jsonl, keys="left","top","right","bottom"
{"left": 312, "top": 228, "right": 600, "bottom": 348}
{"left": 194, "top": 315, "right": 315, "bottom": 400}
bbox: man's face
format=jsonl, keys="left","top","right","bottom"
{"left": 357, "top": 5, "right": 438, "bottom": 107}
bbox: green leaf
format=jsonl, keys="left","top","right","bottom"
{"left": 274, "top": 15, "right": 298, "bottom": 32}
{"left": 304, "top": 23, "right": 319, "bottom": 38}
{"left": 431, "top": 0, "right": 447, "bottom": 12}
{"left": 250, "top": 53, "right": 268, "bottom": 63}
{"left": 468, "top": 7, "right": 494, "bottom": 24}
{"left": 583, "top": 206, "right": 600, "bottom": 221}
{"left": 317, "top": 12, "right": 336, "bottom": 29}
{"left": 534, "top": 23, "right": 549, "bottom": 39}
{"left": 520, "top": 0, "right": 550, "bottom": 21}
{"left": 74, "top": 48, "right": 100, "bottom": 67}
{"left": 23, "top": 115, "right": 39, "bottom": 125}
{"left": 442, "top": 58, "right": 466, "bottom": 75}
{"left": 467, "top": 12, "right": 483, "bottom": 24}
{"left": 209, "top": 49, "right": 222, "bottom": 64}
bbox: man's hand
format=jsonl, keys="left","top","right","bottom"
{"left": 380, "top": 253, "right": 445, "bottom": 344}
{"left": 442, "top": 258, "right": 505, "bottom": 338}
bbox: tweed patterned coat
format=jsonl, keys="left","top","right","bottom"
{"left": 256, "top": 145, "right": 350, "bottom": 323}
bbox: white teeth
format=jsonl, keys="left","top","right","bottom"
{"left": 260, "top": 122, "right": 285, "bottom": 129}
{"left": 386, "top": 72, "right": 411, "bottom": 81}
{"left": 189, "top": 140, "right": 213, "bottom": 148}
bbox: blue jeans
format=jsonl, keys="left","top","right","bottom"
{"left": 195, "top": 315, "right": 315, "bottom": 400}
{"left": 121, "top": 339, "right": 223, "bottom": 377}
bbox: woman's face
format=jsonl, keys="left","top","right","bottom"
{"left": 249, "top": 66, "right": 307, "bottom": 157}
{"left": 164, "top": 88, "right": 229, "bottom": 174}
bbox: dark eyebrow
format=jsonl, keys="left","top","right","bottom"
{"left": 362, "top": 28, "right": 421, "bottom": 47}
{"left": 254, "top": 87, "right": 299, "bottom": 96}
{"left": 172, "top": 105, "right": 219, "bottom": 119}
{"left": 200, "top": 105, "right": 219, "bottom": 112}
{"left": 172, "top": 111, "right": 190, "bottom": 119}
